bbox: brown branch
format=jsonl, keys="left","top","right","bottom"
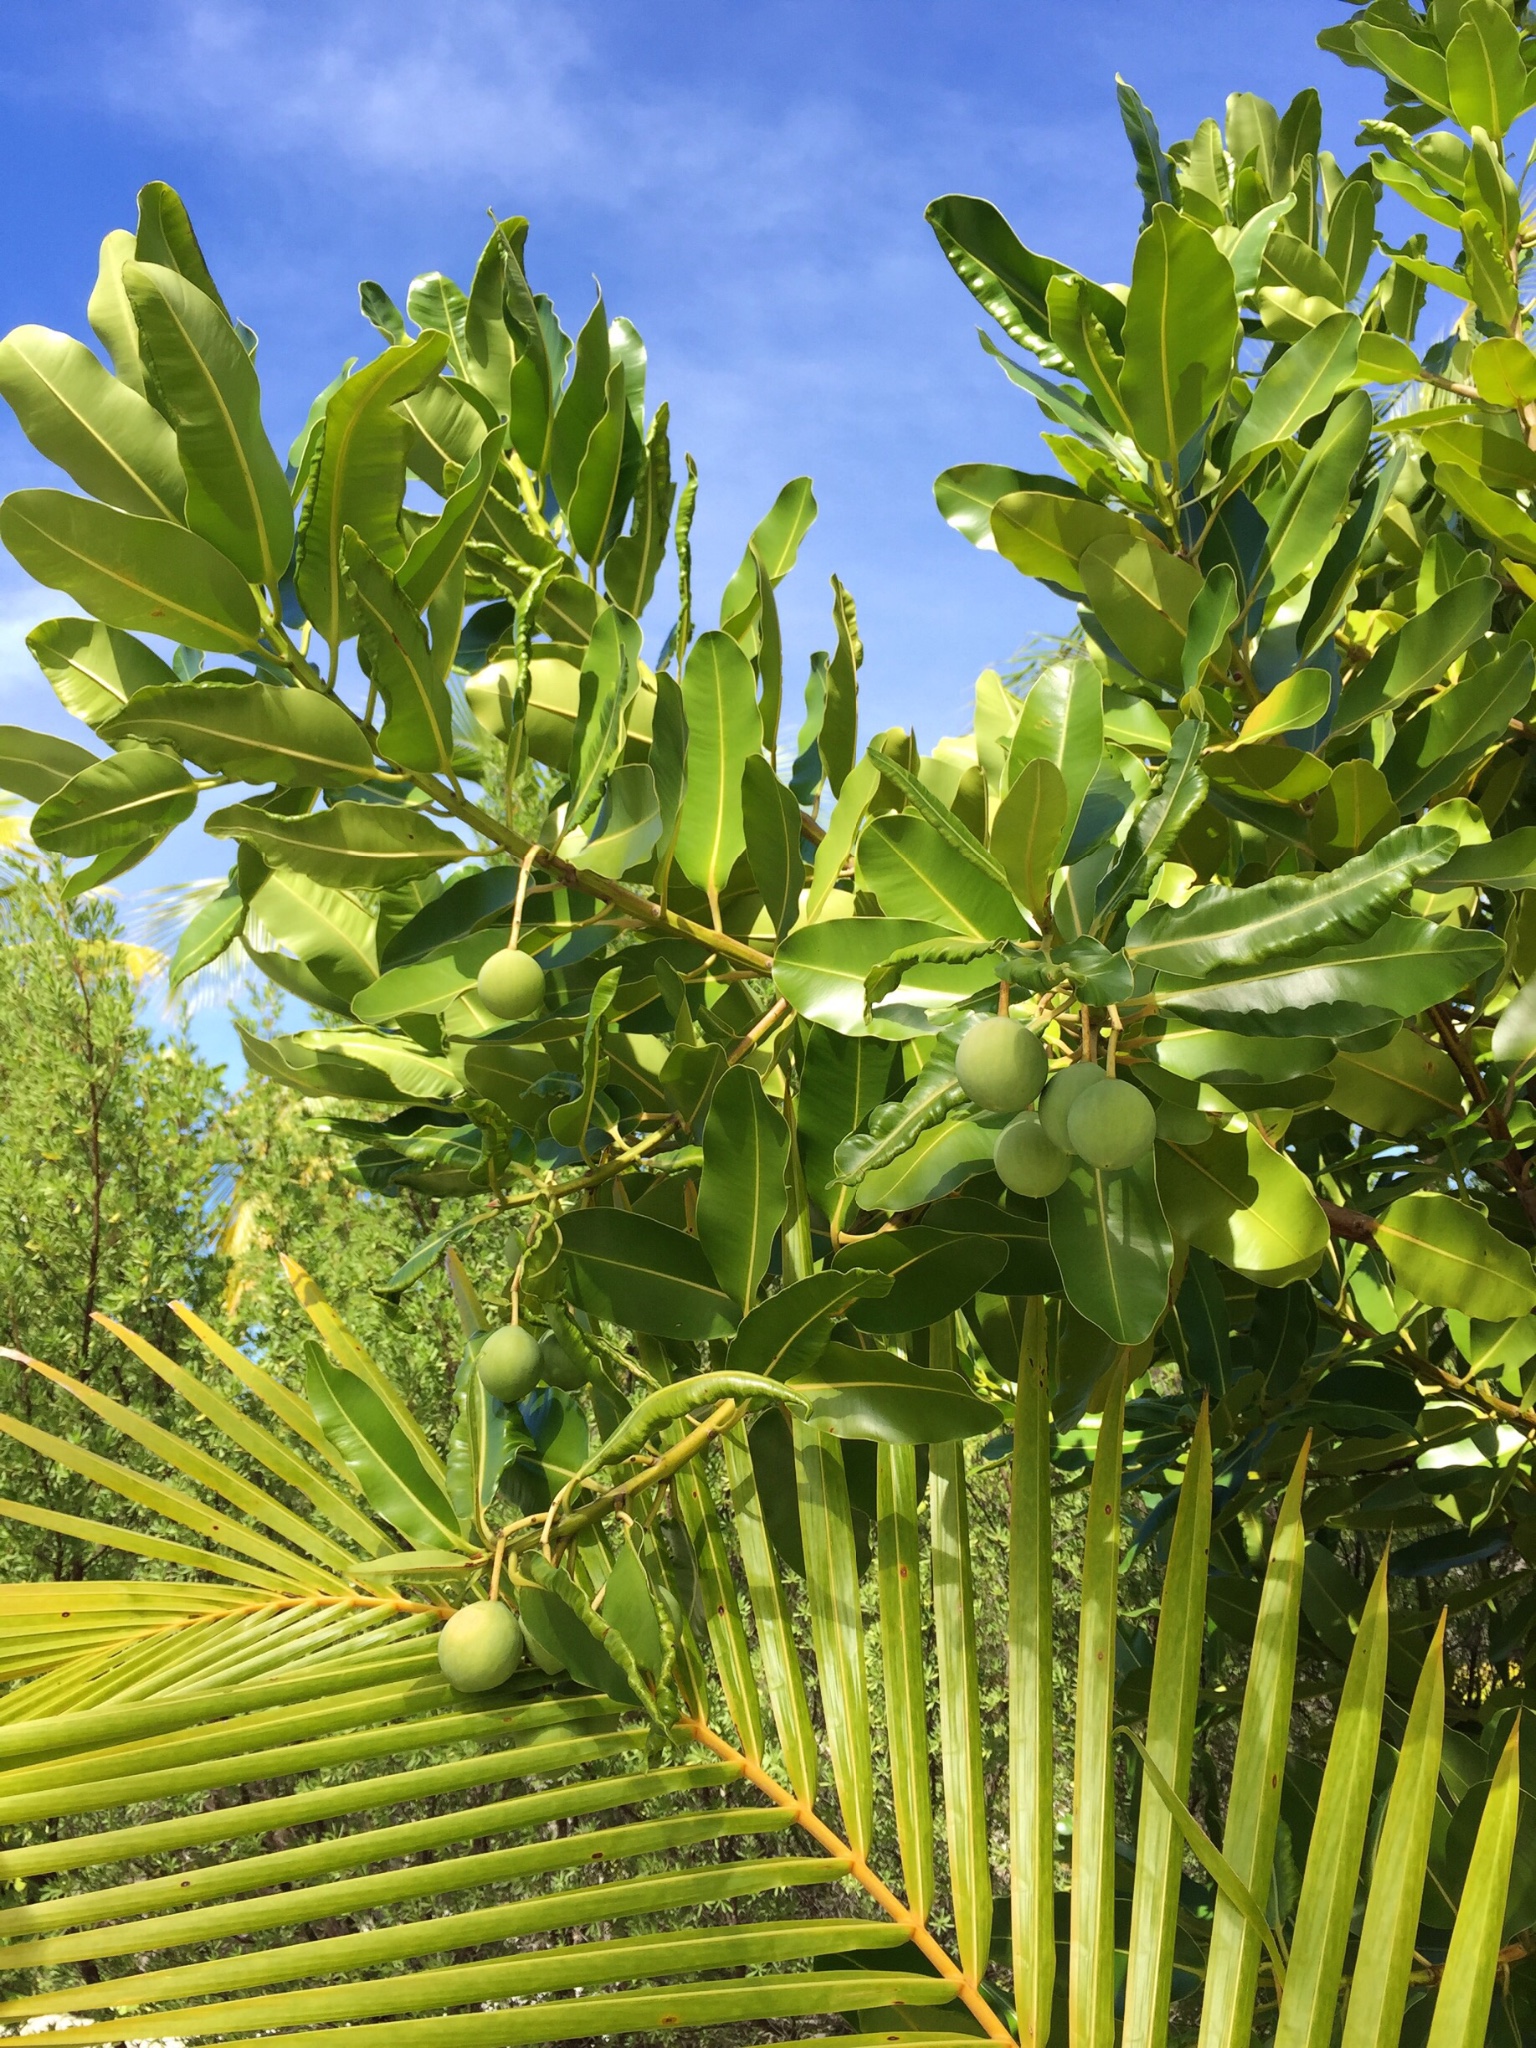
{"left": 1321, "top": 1200, "right": 1379, "bottom": 1244}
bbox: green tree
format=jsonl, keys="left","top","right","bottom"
{"left": 1, "top": 6, "right": 1534, "bottom": 2039}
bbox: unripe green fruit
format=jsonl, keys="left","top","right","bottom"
{"left": 437, "top": 1599, "right": 523, "bottom": 1692}
{"left": 476, "top": 1323, "right": 542, "bottom": 1401}
{"left": 1038, "top": 1061, "right": 1109, "bottom": 1150}
{"left": 994, "top": 1111, "right": 1071, "bottom": 1197}
{"left": 955, "top": 1015, "right": 1048, "bottom": 1113}
{"left": 1066, "top": 1077, "right": 1158, "bottom": 1170}
{"left": 539, "top": 1328, "right": 588, "bottom": 1390}
{"left": 476, "top": 947, "right": 545, "bottom": 1021}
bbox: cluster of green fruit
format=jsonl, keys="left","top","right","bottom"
{"left": 955, "top": 1017, "right": 1158, "bottom": 1197}
{"left": 474, "top": 1321, "right": 590, "bottom": 1403}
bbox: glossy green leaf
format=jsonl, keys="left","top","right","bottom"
{"left": 398, "top": 422, "right": 506, "bottom": 612}
{"left": 343, "top": 530, "right": 454, "bottom": 775}
{"left": 936, "top": 463, "right": 1040, "bottom": 549}
{"left": 1262, "top": 388, "right": 1373, "bottom": 592}
{"left": 1046, "top": 1152, "right": 1172, "bottom": 1344}
{"left": 773, "top": 917, "right": 942, "bottom": 1038}
{"left": 26, "top": 615, "right": 175, "bottom": 728}
{"left": 604, "top": 404, "right": 673, "bottom": 617}
{"left": 991, "top": 488, "right": 1144, "bottom": 593}
{"left": 925, "top": 192, "right": 1116, "bottom": 353}
{"left": 1155, "top": 916, "right": 1502, "bottom": 1037}
{"left": 1080, "top": 533, "right": 1202, "bottom": 688}
{"left": 566, "top": 362, "right": 629, "bottom": 565}
{"left": 30, "top": 746, "right": 197, "bottom": 855}
{"left": 1230, "top": 311, "right": 1362, "bottom": 465}
{"left": 565, "top": 607, "right": 642, "bottom": 835}
{"left": 0, "top": 726, "right": 98, "bottom": 804}
{"left": 1376, "top": 1192, "right": 1536, "bottom": 1320}
{"left": 125, "top": 260, "right": 293, "bottom": 587}
{"left": 169, "top": 882, "right": 244, "bottom": 987}
{"left": 1447, "top": 4, "right": 1526, "bottom": 137}
{"left": 698, "top": 1066, "right": 789, "bottom": 1315}
{"left": 1128, "top": 823, "right": 1456, "bottom": 978}
{"left": 1119, "top": 202, "right": 1238, "bottom": 462}
{"left": 992, "top": 756, "right": 1068, "bottom": 920}
{"left": 1239, "top": 666, "right": 1332, "bottom": 742}
{"left": 1009, "top": 656, "right": 1103, "bottom": 847}
{"left": 206, "top": 801, "right": 466, "bottom": 888}
{"left": 790, "top": 1343, "right": 999, "bottom": 1443}
{"left": 249, "top": 866, "right": 378, "bottom": 1004}
{"left": 559, "top": 1209, "right": 737, "bottom": 1341}
{"left": 822, "top": 574, "right": 860, "bottom": 798}
{"left": 305, "top": 1350, "right": 462, "bottom": 1551}
{"left": 0, "top": 324, "right": 184, "bottom": 520}
{"left": 294, "top": 336, "right": 448, "bottom": 653}
{"left": 101, "top": 682, "right": 376, "bottom": 786}
{"left": 573, "top": 762, "right": 662, "bottom": 880}
{"left": 1326, "top": 1027, "right": 1462, "bottom": 1137}
{"left": 725, "top": 1269, "right": 893, "bottom": 1382}
{"left": 741, "top": 755, "right": 802, "bottom": 939}
{"left": 0, "top": 488, "right": 260, "bottom": 653}
{"left": 675, "top": 629, "right": 759, "bottom": 912}
{"left": 1334, "top": 577, "right": 1498, "bottom": 732}
{"left": 1157, "top": 1125, "right": 1328, "bottom": 1283}
{"left": 857, "top": 1106, "right": 1004, "bottom": 1211}
{"left": 857, "top": 812, "right": 1027, "bottom": 939}
{"left": 830, "top": 1227, "right": 1007, "bottom": 1332}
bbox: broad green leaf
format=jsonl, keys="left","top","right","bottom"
{"left": 559, "top": 1209, "right": 737, "bottom": 1340}
{"left": 1047, "top": 270, "right": 1136, "bottom": 434}
{"left": 294, "top": 336, "right": 448, "bottom": 653}
{"left": 876, "top": 1440, "right": 933, "bottom": 1920}
{"left": 925, "top": 192, "right": 1122, "bottom": 353}
{"left": 248, "top": 866, "right": 378, "bottom": 1005}
{"left": 1127, "top": 823, "right": 1457, "bottom": 978}
{"left": 30, "top": 746, "right": 196, "bottom": 855}
{"left": 1096, "top": 716, "right": 1207, "bottom": 922}
{"left": 726, "top": 1269, "right": 894, "bottom": 1382}
{"left": 1261, "top": 388, "right": 1372, "bottom": 592}
{"left": 741, "top": 756, "right": 802, "bottom": 939}
{"left": 1353, "top": 25, "right": 1452, "bottom": 110}
{"left": 794, "top": 1420, "right": 874, "bottom": 1857}
{"left": 720, "top": 475, "right": 817, "bottom": 616}
{"left": 603, "top": 402, "right": 673, "bottom": 617}
{"left": 124, "top": 261, "right": 293, "bottom": 587}
{"left": 856, "top": 1106, "right": 1004, "bottom": 1210}
{"left": 135, "top": 181, "right": 228, "bottom": 310}
{"left": 1119, "top": 201, "right": 1238, "bottom": 462}
{"left": 1122, "top": 1403, "right": 1212, "bottom": 2048}
{"left": 0, "top": 726, "right": 98, "bottom": 804}
{"left": 1424, "top": 1718, "right": 1522, "bottom": 2048}
{"left": 1494, "top": 977, "right": 1536, "bottom": 1064}
{"left": 791, "top": 1344, "right": 999, "bottom": 1443}
{"left": 1385, "top": 643, "right": 1534, "bottom": 807}
{"left": 1238, "top": 666, "right": 1332, "bottom": 742}
{"left": 1434, "top": 464, "right": 1536, "bottom": 565}
{"left": 1199, "top": 1443, "right": 1308, "bottom": 2048}
{"left": 1230, "top": 311, "right": 1362, "bottom": 465}
{"left": 992, "top": 756, "right": 1067, "bottom": 919}
{"left": 398, "top": 421, "right": 507, "bottom": 612}
{"left": 354, "top": 929, "right": 504, "bottom": 1024}
{"left": 1157, "top": 1125, "right": 1329, "bottom": 1283}
{"left": 991, "top": 488, "right": 1144, "bottom": 592}
{"left": 1417, "top": 421, "right": 1536, "bottom": 495}
{"left": 169, "top": 882, "right": 244, "bottom": 987}
{"left": 831, "top": 1226, "right": 1007, "bottom": 1331}
{"left": 305, "top": 1350, "right": 462, "bottom": 1551}
{"left": 206, "top": 800, "right": 466, "bottom": 889}
{"left": 1327, "top": 1028, "right": 1462, "bottom": 1137}
{"left": 823, "top": 574, "right": 860, "bottom": 798}
{"left": 240, "top": 1022, "right": 456, "bottom": 1104}
{"left": 0, "top": 324, "right": 184, "bottom": 520}
{"left": 572, "top": 761, "right": 662, "bottom": 879}
{"left": 548, "top": 296, "right": 610, "bottom": 507}
{"left": 1447, "top": 3, "right": 1526, "bottom": 137}
{"left": 1155, "top": 916, "right": 1502, "bottom": 1037}
{"left": 1272, "top": 1555, "right": 1390, "bottom": 2048}
{"left": 1310, "top": 759, "right": 1398, "bottom": 867}
{"left": 1011, "top": 1297, "right": 1055, "bottom": 2048}
{"left": 1009, "top": 657, "right": 1103, "bottom": 846}
{"left": 697, "top": 1066, "right": 789, "bottom": 1315}
{"left": 1471, "top": 336, "right": 1536, "bottom": 408}
{"left": 1072, "top": 1362, "right": 1126, "bottom": 2048}
{"left": 1046, "top": 1152, "right": 1172, "bottom": 1344}
{"left": 87, "top": 228, "right": 145, "bottom": 394}
{"left": 929, "top": 1426, "right": 990, "bottom": 1985}
{"left": 675, "top": 629, "right": 759, "bottom": 913}
{"left": 1376, "top": 1192, "right": 1536, "bottom": 1320}
{"left": 1080, "top": 533, "right": 1203, "bottom": 688}
{"left": 773, "top": 917, "right": 944, "bottom": 1038}
{"left": 1334, "top": 576, "right": 1498, "bottom": 732}
{"left": 0, "top": 488, "right": 260, "bottom": 652}
{"left": 935, "top": 463, "right": 1041, "bottom": 549}
{"left": 1434, "top": 826, "right": 1536, "bottom": 892}
{"left": 565, "top": 362, "right": 629, "bottom": 566}
{"left": 101, "top": 681, "right": 376, "bottom": 786}
{"left": 26, "top": 616, "right": 175, "bottom": 728}
{"left": 565, "top": 606, "right": 642, "bottom": 835}
{"left": 343, "top": 530, "right": 454, "bottom": 775}
{"left": 857, "top": 812, "right": 1026, "bottom": 939}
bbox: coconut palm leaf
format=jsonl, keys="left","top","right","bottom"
{"left": 0, "top": 1284, "right": 1520, "bottom": 2047}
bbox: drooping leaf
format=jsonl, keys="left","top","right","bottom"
{"left": 206, "top": 800, "right": 467, "bottom": 889}
{"left": 1376, "top": 1193, "right": 1536, "bottom": 1321}
{"left": 1046, "top": 1152, "right": 1173, "bottom": 1344}
{"left": 560, "top": 1209, "right": 738, "bottom": 1341}
{"left": 30, "top": 746, "right": 197, "bottom": 855}
{"left": 101, "top": 681, "right": 377, "bottom": 787}
{"left": 0, "top": 323, "right": 185, "bottom": 520}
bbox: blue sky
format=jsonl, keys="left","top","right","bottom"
{"left": 0, "top": 0, "right": 1384, "bottom": 1064}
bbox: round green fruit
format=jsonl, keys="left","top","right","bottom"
{"left": 1038, "top": 1061, "right": 1109, "bottom": 1150}
{"left": 538, "top": 1328, "right": 588, "bottom": 1390}
{"left": 993, "top": 1111, "right": 1072, "bottom": 1197}
{"left": 437, "top": 1599, "right": 524, "bottom": 1692}
{"left": 955, "top": 1016, "right": 1048, "bottom": 1113}
{"left": 1065, "top": 1077, "right": 1158, "bottom": 1170}
{"left": 476, "top": 1323, "right": 542, "bottom": 1401}
{"left": 476, "top": 947, "right": 545, "bottom": 1021}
